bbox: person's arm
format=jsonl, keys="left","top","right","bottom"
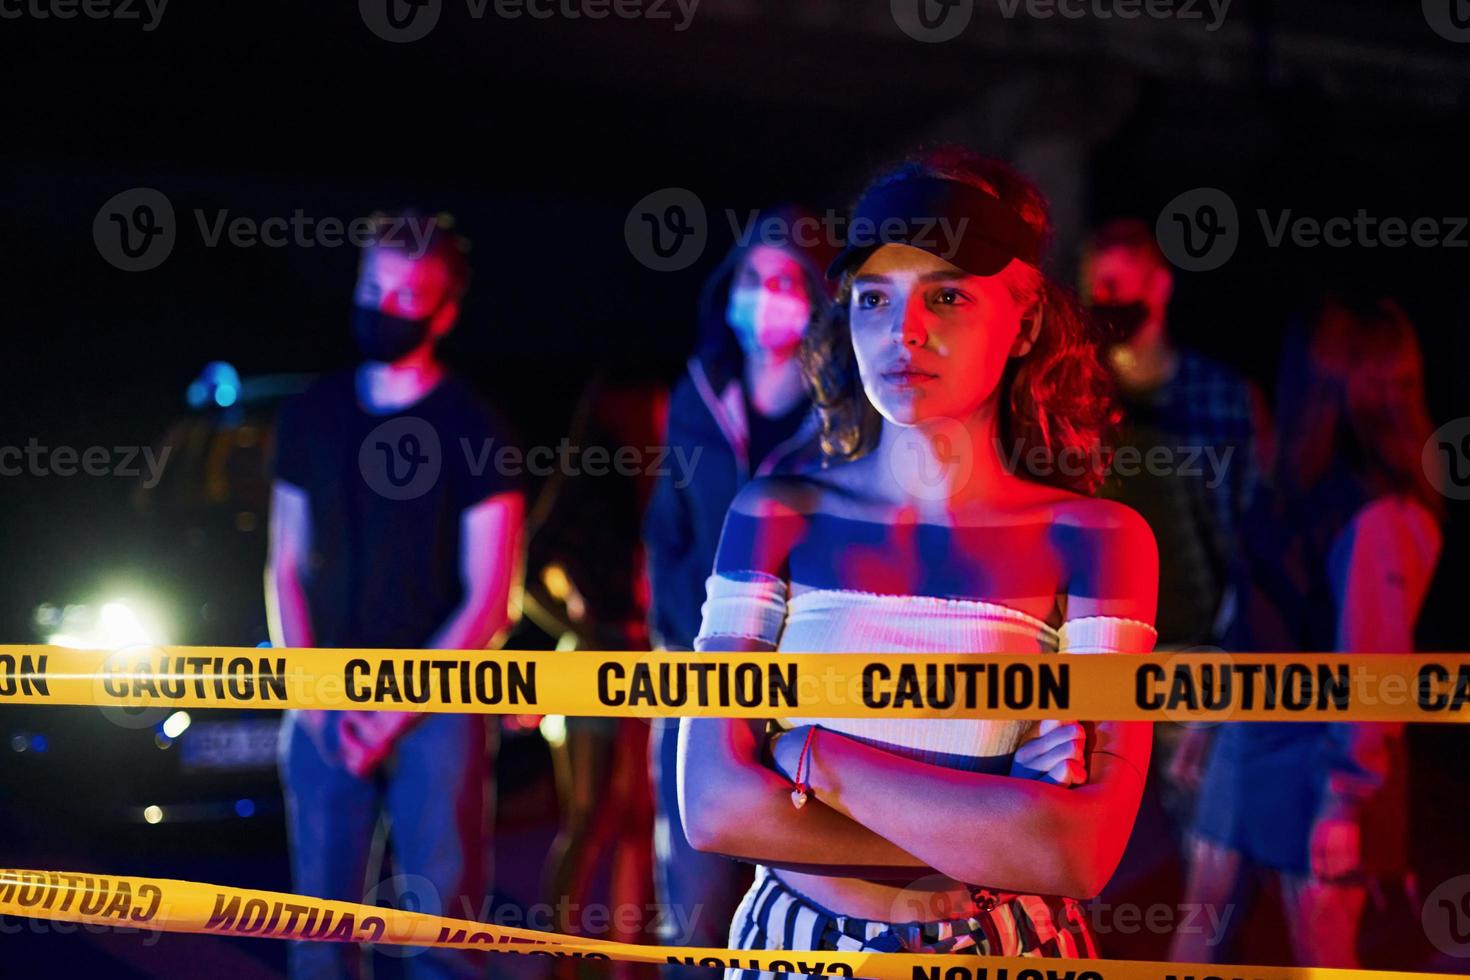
{"left": 678, "top": 638, "right": 933, "bottom": 879}
{"left": 428, "top": 489, "right": 526, "bottom": 650}
{"left": 676, "top": 487, "right": 935, "bottom": 877}
{"left": 1312, "top": 497, "right": 1442, "bottom": 879}
{"left": 339, "top": 490, "right": 526, "bottom": 775}
{"left": 642, "top": 444, "right": 700, "bottom": 652}
{"left": 762, "top": 500, "right": 1159, "bottom": 898}
{"left": 265, "top": 479, "right": 315, "bottom": 649}
{"left": 267, "top": 477, "right": 341, "bottom": 755}
{"left": 769, "top": 719, "right": 1150, "bottom": 897}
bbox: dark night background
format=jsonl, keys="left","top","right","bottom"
{"left": 2, "top": 0, "right": 1469, "bottom": 975}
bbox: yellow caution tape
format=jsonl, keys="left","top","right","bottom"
{"left": 2, "top": 645, "right": 1468, "bottom": 721}
{"left": 0, "top": 868, "right": 1459, "bottom": 980}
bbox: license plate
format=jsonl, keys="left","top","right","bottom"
{"left": 179, "top": 719, "right": 281, "bottom": 772}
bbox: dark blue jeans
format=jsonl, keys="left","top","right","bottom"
{"left": 279, "top": 711, "right": 495, "bottom": 980}
{"left": 650, "top": 718, "right": 752, "bottom": 980}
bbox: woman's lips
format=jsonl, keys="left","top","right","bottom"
{"left": 883, "top": 368, "right": 939, "bottom": 386}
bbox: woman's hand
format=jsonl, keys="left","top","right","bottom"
{"left": 1010, "top": 720, "right": 1088, "bottom": 786}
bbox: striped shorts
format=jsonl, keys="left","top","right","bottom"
{"left": 725, "top": 865, "right": 1098, "bottom": 980}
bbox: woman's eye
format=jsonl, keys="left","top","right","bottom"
{"left": 932, "top": 287, "right": 969, "bottom": 306}
{"left": 856, "top": 290, "right": 887, "bottom": 310}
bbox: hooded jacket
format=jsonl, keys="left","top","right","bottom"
{"left": 642, "top": 206, "right": 835, "bottom": 651}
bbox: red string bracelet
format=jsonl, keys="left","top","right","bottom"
{"left": 790, "top": 726, "right": 818, "bottom": 809}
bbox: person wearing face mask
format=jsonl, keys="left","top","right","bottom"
{"left": 641, "top": 206, "right": 834, "bottom": 976}
{"left": 1078, "top": 220, "right": 1265, "bottom": 937}
{"left": 1081, "top": 218, "right": 1264, "bottom": 653}
{"left": 267, "top": 211, "right": 525, "bottom": 980}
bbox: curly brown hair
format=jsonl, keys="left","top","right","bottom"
{"left": 801, "top": 146, "right": 1120, "bottom": 496}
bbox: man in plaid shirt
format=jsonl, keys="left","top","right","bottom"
{"left": 1083, "top": 218, "right": 1264, "bottom": 650}
{"left": 1081, "top": 219, "right": 1267, "bottom": 876}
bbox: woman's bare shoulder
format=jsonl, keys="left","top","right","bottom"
{"left": 1049, "top": 493, "right": 1156, "bottom": 539}
{"left": 728, "top": 461, "right": 868, "bottom": 520}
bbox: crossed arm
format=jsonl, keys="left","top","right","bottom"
{"left": 679, "top": 683, "right": 1149, "bottom": 897}
{"left": 677, "top": 496, "right": 1159, "bottom": 899}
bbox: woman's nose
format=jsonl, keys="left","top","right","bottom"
{"left": 898, "top": 294, "right": 930, "bottom": 347}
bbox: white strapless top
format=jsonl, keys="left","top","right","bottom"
{"left": 695, "top": 571, "right": 1156, "bottom": 770}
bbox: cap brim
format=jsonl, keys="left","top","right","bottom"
{"left": 826, "top": 239, "right": 1016, "bottom": 280}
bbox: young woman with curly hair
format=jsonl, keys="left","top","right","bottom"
{"left": 676, "top": 147, "right": 1160, "bottom": 976}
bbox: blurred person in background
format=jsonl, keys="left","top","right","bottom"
{"left": 266, "top": 212, "right": 525, "bottom": 980}
{"left": 1080, "top": 220, "right": 1266, "bottom": 893}
{"left": 521, "top": 376, "right": 667, "bottom": 977}
{"left": 1171, "top": 295, "right": 1444, "bottom": 968}
{"left": 1082, "top": 218, "right": 1263, "bottom": 651}
{"left": 641, "top": 206, "right": 834, "bottom": 974}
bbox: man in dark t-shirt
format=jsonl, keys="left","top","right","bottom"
{"left": 267, "top": 212, "right": 524, "bottom": 980}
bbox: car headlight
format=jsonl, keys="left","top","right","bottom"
{"left": 40, "top": 596, "right": 171, "bottom": 649}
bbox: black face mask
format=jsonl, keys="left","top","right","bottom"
{"left": 352, "top": 304, "right": 433, "bottom": 363}
{"left": 1090, "top": 301, "right": 1151, "bottom": 345}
